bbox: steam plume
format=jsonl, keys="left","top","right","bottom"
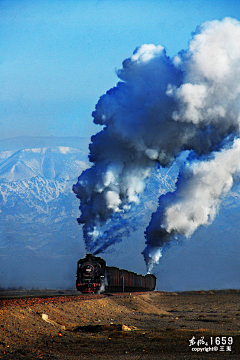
{"left": 144, "top": 139, "right": 240, "bottom": 272}
{"left": 73, "top": 18, "right": 240, "bottom": 272}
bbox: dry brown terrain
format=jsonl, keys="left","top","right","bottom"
{"left": 0, "top": 290, "right": 240, "bottom": 359}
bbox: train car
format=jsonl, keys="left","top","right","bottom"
{"left": 106, "top": 267, "right": 156, "bottom": 292}
{"left": 76, "top": 254, "right": 156, "bottom": 293}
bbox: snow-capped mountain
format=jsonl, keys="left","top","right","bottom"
{"left": 0, "top": 146, "right": 88, "bottom": 182}
{"left": 0, "top": 136, "right": 240, "bottom": 291}
{"left": 0, "top": 140, "right": 90, "bottom": 289}
{"left": 0, "top": 146, "right": 89, "bottom": 218}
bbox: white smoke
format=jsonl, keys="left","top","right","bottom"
{"left": 143, "top": 139, "right": 240, "bottom": 271}
{"left": 73, "top": 17, "right": 240, "bottom": 272}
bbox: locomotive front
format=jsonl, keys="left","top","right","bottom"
{"left": 76, "top": 254, "right": 106, "bottom": 293}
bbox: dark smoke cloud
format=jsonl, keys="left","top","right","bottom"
{"left": 73, "top": 18, "right": 240, "bottom": 272}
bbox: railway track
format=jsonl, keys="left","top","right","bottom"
{"left": 0, "top": 289, "right": 150, "bottom": 307}
{"left": 0, "top": 289, "right": 106, "bottom": 307}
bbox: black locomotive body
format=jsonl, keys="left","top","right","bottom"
{"left": 76, "top": 254, "right": 106, "bottom": 293}
{"left": 76, "top": 254, "right": 156, "bottom": 293}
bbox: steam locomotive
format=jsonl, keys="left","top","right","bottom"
{"left": 76, "top": 253, "right": 156, "bottom": 293}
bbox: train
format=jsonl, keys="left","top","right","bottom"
{"left": 76, "top": 253, "right": 156, "bottom": 293}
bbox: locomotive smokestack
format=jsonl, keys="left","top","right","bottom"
{"left": 73, "top": 17, "right": 240, "bottom": 272}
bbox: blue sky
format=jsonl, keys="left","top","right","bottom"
{"left": 1, "top": 0, "right": 240, "bottom": 140}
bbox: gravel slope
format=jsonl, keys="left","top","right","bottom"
{"left": 0, "top": 290, "right": 240, "bottom": 359}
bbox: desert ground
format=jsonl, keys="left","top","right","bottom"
{"left": 0, "top": 290, "right": 240, "bottom": 359}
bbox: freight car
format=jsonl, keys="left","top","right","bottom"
{"left": 76, "top": 253, "right": 156, "bottom": 293}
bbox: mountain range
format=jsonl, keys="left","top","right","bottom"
{"left": 0, "top": 138, "right": 90, "bottom": 289}
{"left": 0, "top": 136, "right": 240, "bottom": 291}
